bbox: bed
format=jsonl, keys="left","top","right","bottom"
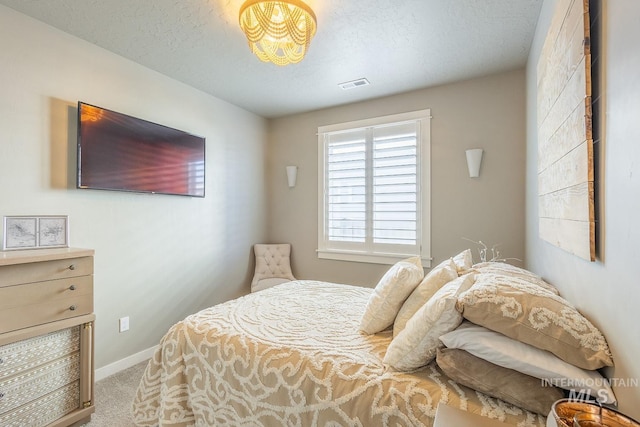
{"left": 131, "top": 279, "right": 548, "bottom": 426}
{"left": 132, "top": 251, "right": 616, "bottom": 426}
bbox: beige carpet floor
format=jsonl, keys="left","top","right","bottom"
{"left": 81, "top": 360, "right": 149, "bottom": 427}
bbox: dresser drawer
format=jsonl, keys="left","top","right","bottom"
{"left": 0, "top": 352, "right": 80, "bottom": 414}
{"left": 0, "top": 277, "right": 93, "bottom": 334}
{"left": 0, "top": 327, "right": 80, "bottom": 380}
{"left": 0, "top": 256, "right": 93, "bottom": 289}
{"left": 0, "top": 275, "right": 92, "bottom": 309}
{"left": 0, "top": 381, "right": 79, "bottom": 427}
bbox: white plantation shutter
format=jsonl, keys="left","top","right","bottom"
{"left": 373, "top": 122, "right": 418, "bottom": 247}
{"left": 318, "top": 110, "right": 431, "bottom": 266}
{"left": 326, "top": 129, "right": 367, "bottom": 243}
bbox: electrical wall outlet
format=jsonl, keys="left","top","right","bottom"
{"left": 119, "top": 316, "right": 130, "bottom": 332}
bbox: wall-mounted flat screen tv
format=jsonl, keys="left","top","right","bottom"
{"left": 77, "top": 102, "right": 205, "bottom": 197}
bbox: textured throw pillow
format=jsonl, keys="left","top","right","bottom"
{"left": 359, "top": 257, "right": 424, "bottom": 335}
{"left": 439, "top": 322, "right": 617, "bottom": 404}
{"left": 383, "top": 274, "right": 475, "bottom": 371}
{"left": 457, "top": 272, "right": 614, "bottom": 370}
{"left": 472, "top": 262, "right": 559, "bottom": 295}
{"left": 436, "top": 347, "right": 565, "bottom": 415}
{"left": 393, "top": 258, "right": 458, "bottom": 337}
{"left": 452, "top": 249, "right": 473, "bottom": 274}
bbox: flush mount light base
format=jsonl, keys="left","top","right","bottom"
{"left": 239, "top": 0, "right": 317, "bottom": 66}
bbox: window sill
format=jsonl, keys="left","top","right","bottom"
{"left": 317, "top": 249, "right": 432, "bottom": 268}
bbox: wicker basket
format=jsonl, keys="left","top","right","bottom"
{"left": 551, "top": 399, "right": 640, "bottom": 427}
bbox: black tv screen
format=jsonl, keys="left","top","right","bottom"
{"left": 77, "top": 102, "right": 205, "bottom": 197}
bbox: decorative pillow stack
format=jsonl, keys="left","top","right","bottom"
{"left": 358, "top": 253, "right": 616, "bottom": 417}
{"left": 359, "top": 251, "right": 474, "bottom": 369}
{"left": 435, "top": 262, "right": 616, "bottom": 415}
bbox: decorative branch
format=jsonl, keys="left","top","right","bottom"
{"left": 462, "top": 238, "right": 522, "bottom": 264}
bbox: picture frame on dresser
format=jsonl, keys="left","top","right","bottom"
{"left": 2, "top": 215, "right": 69, "bottom": 251}
{"left": 2, "top": 216, "right": 37, "bottom": 250}
{"left": 37, "top": 216, "right": 69, "bottom": 248}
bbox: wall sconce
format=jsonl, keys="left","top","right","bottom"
{"left": 286, "top": 165, "right": 297, "bottom": 188}
{"left": 465, "top": 148, "right": 483, "bottom": 178}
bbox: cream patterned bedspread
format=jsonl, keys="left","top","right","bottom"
{"left": 131, "top": 281, "right": 546, "bottom": 426}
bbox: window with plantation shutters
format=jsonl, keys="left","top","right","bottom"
{"left": 317, "top": 110, "right": 431, "bottom": 266}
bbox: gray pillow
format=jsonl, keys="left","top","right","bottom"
{"left": 436, "top": 347, "right": 564, "bottom": 416}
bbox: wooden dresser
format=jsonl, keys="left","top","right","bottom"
{"left": 0, "top": 248, "right": 95, "bottom": 427}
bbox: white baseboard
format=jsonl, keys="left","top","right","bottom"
{"left": 95, "top": 345, "right": 157, "bottom": 382}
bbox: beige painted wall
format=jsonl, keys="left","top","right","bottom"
{"left": 267, "top": 69, "right": 527, "bottom": 287}
{"left": 0, "top": 6, "right": 268, "bottom": 369}
{"left": 526, "top": 0, "right": 640, "bottom": 417}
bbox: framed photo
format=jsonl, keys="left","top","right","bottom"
{"left": 38, "top": 216, "right": 69, "bottom": 248}
{"left": 2, "top": 215, "right": 69, "bottom": 250}
{"left": 3, "top": 216, "right": 38, "bottom": 250}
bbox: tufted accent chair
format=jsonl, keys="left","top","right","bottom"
{"left": 251, "top": 244, "right": 296, "bottom": 292}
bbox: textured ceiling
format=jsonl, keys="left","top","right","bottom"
{"left": 0, "top": 0, "right": 543, "bottom": 118}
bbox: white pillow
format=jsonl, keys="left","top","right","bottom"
{"left": 383, "top": 274, "right": 475, "bottom": 371}
{"left": 359, "top": 257, "right": 424, "bottom": 335}
{"left": 393, "top": 258, "right": 458, "bottom": 337}
{"left": 452, "top": 249, "right": 473, "bottom": 273}
{"left": 439, "top": 322, "right": 616, "bottom": 404}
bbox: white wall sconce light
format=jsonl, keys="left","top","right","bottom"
{"left": 465, "top": 148, "right": 483, "bottom": 178}
{"left": 286, "top": 165, "right": 298, "bottom": 188}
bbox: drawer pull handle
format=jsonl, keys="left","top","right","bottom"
{"left": 68, "top": 264, "right": 76, "bottom": 270}
{"left": 69, "top": 305, "right": 77, "bottom": 311}
{"left": 69, "top": 285, "right": 76, "bottom": 291}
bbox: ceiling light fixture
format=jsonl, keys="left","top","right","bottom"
{"left": 239, "top": 0, "right": 317, "bottom": 66}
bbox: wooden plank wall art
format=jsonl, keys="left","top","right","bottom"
{"left": 537, "top": 0, "right": 595, "bottom": 261}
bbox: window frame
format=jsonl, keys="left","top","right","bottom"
{"left": 317, "top": 109, "right": 431, "bottom": 267}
